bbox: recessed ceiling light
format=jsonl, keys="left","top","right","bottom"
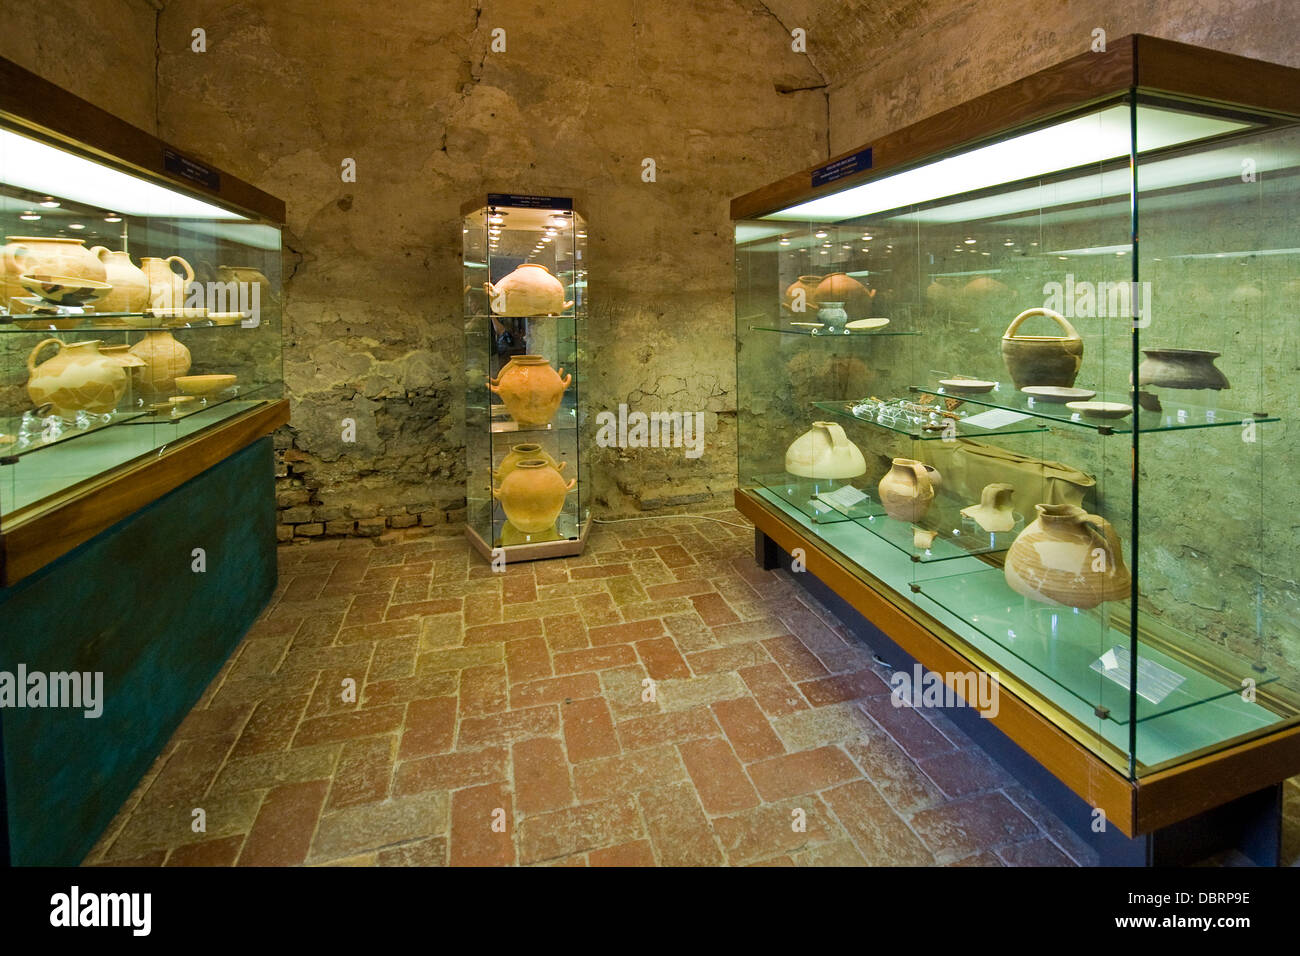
{"left": 861, "top": 234, "right": 873, "bottom": 241}
{"left": 104, "top": 213, "right": 123, "bottom": 223}
{"left": 779, "top": 238, "right": 790, "bottom": 245}
{"left": 964, "top": 237, "right": 977, "bottom": 244}
{"left": 1003, "top": 239, "right": 1014, "bottom": 246}
{"left": 68, "top": 223, "right": 85, "bottom": 230}
{"left": 39, "top": 197, "right": 60, "bottom": 208}
{"left": 19, "top": 210, "right": 40, "bottom": 221}
{"left": 814, "top": 230, "right": 828, "bottom": 239}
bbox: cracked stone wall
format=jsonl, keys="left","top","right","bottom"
{"left": 140, "top": 0, "right": 827, "bottom": 537}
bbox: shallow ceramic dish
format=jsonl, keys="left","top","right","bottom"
{"left": 1021, "top": 385, "right": 1096, "bottom": 403}
{"left": 19, "top": 273, "right": 112, "bottom": 307}
{"left": 1066, "top": 400, "right": 1132, "bottom": 419}
{"left": 939, "top": 378, "right": 997, "bottom": 394}
{"left": 789, "top": 321, "right": 824, "bottom": 329}
{"left": 176, "top": 374, "right": 236, "bottom": 396}
{"left": 846, "top": 317, "right": 890, "bottom": 331}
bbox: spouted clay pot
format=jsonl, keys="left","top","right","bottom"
{"left": 129, "top": 330, "right": 192, "bottom": 398}
{"left": 961, "top": 482, "right": 1016, "bottom": 533}
{"left": 487, "top": 355, "right": 571, "bottom": 426}
{"left": 26, "top": 338, "right": 128, "bottom": 417}
{"left": 3, "top": 236, "right": 106, "bottom": 313}
{"left": 485, "top": 264, "right": 572, "bottom": 316}
{"left": 494, "top": 459, "right": 575, "bottom": 532}
{"left": 1004, "top": 504, "right": 1130, "bottom": 609}
{"left": 813, "top": 272, "right": 872, "bottom": 317}
{"left": 783, "top": 275, "right": 822, "bottom": 313}
{"left": 784, "top": 421, "right": 866, "bottom": 479}
{"left": 878, "top": 458, "right": 936, "bottom": 523}
{"left": 1001, "top": 307, "right": 1084, "bottom": 389}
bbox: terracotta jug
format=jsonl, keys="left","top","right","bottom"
{"left": 487, "top": 355, "right": 571, "bottom": 426}
{"left": 140, "top": 255, "right": 195, "bottom": 311}
{"left": 3, "top": 236, "right": 106, "bottom": 313}
{"left": 493, "top": 442, "right": 566, "bottom": 483}
{"left": 813, "top": 272, "right": 872, "bottom": 317}
{"left": 26, "top": 338, "right": 128, "bottom": 417}
{"left": 1001, "top": 307, "right": 1084, "bottom": 389}
{"left": 878, "top": 458, "right": 936, "bottom": 523}
{"left": 1004, "top": 504, "right": 1130, "bottom": 609}
{"left": 493, "top": 459, "right": 576, "bottom": 532}
{"left": 129, "top": 330, "right": 192, "bottom": 397}
{"left": 89, "top": 247, "right": 150, "bottom": 313}
{"left": 784, "top": 421, "right": 866, "bottom": 479}
{"left": 484, "top": 264, "right": 572, "bottom": 316}
{"left": 783, "top": 275, "right": 822, "bottom": 313}
{"left": 960, "top": 482, "right": 1016, "bottom": 533}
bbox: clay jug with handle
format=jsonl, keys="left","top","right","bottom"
{"left": 1001, "top": 307, "right": 1084, "bottom": 389}
{"left": 90, "top": 247, "right": 151, "bottom": 313}
{"left": 140, "top": 255, "right": 195, "bottom": 311}
{"left": 26, "top": 338, "right": 128, "bottom": 417}
{"left": 1004, "top": 504, "right": 1130, "bottom": 609}
{"left": 878, "top": 458, "right": 935, "bottom": 523}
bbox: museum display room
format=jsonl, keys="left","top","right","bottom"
{"left": 2, "top": 0, "right": 1300, "bottom": 887}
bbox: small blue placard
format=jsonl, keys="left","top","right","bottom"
{"left": 811, "top": 148, "right": 872, "bottom": 188}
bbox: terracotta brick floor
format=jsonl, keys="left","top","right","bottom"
{"left": 85, "top": 511, "right": 1300, "bottom": 867}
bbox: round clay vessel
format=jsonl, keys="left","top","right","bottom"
{"left": 90, "top": 247, "right": 151, "bottom": 313}
{"left": 26, "top": 338, "right": 128, "bottom": 417}
{"left": 487, "top": 355, "right": 571, "bottom": 426}
{"left": 493, "top": 442, "right": 566, "bottom": 483}
{"left": 484, "top": 264, "right": 572, "bottom": 316}
{"left": 878, "top": 458, "right": 936, "bottom": 523}
{"left": 783, "top": 275, "right": 822, "bottom": 313}
{"left": 1004, "top": 503, "right": 1130, "bottom": 610}
{"left": 1001, "top": 307, "right": 1084, "bottom": 389}
{"left": 140, "top": 255, "right": 196, "bottom": 311}
{"left": 785, "top": 421, "right": 866, "bottom": 479}
{"left": 494, "top": 459, "right": 576, "bottom": 533}
{"left": 129, "top": 330, "right": 192, "bottom": 398}
{"left": 1135, "top": 348, "right": 1231, "bottom": 390}
{"left": 813, "top": 273, "right": 872, "bottom": 318}
{"left": 2, "top": 236, "right": 106, "bottom": 313}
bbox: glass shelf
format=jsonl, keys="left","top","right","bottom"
{"left": 0, "top": 314, "right": 251, "bottom": 333}
{"left": 0, "top": 408, "right": 147, "bottom": 457}
{"left": 812, "top": 399, "right": 1050, "bottom": 440}
{"left": 750, "top": 473, "right": 873, "bottom": 525}
{"left": 918, "top": 567, "right": 1281, "bottom": 728}
{"left": 748, "top": 324, "right": 919, "bottom": 338}
{"left": 914, "top": 382, "right": 1278, "bottom": 433}
{"left": 854, "top": 506, "right": 1023, "bottom": 564}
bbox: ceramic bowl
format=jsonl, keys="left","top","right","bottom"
{"left": 19, "top": 273, "right": 112, "bottom": 306}
{"left": 1021, "top": 385, "right": 1097, "bottom": 403}
{"left": 176, "top": 374, "right": 237, "bottom": 396}
{"left": 939, "top": 378, "right": 997, "bottom": 394}
{"left": 846, "top": 317, "right": 890, "bottom": 331}
{"left": 1066, "top": 400, "right": 1132, "bottom": 419}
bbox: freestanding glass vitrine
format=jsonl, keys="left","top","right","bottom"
{"left": 463, "top": 194, "right": 589, "bottom": 562}
{"left": 732, "top": 36, "right": 1300, "bottom": 857}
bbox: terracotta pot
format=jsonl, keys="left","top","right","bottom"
{"left": 3, "top": 236, "right": 106, "bottom": 314}
{"left": 129, "top": 330, "right": 192, "bottom": 398}
{"left": 26, "top": 338, "right": 128, "bottom": 417}
{"left": 878, "top": 458, "right": 936, "bottom": 523}
{"left": 813, "top": 272, "right": 872, "bottom": 317}
{"left": 785, "top": 421, "right": 866, "bottom": 479}
{"left": 484, "top": 264, "right": 572, "bottom": 316}
{"left": 89, "top": 247, "right": 150, "bottom": 314}
{"left": 1136, "top": 348, "right": 1230, "bottom": 390}
{"left": 493, "top": 442, "right": 567, "bottom": 483}
{"left": 1004, "top": 504, "right": 1130, "bottom": 609}
{"left": 140, "top": 255, "right": 195, "bottom": 311}
{"left": 960, "top": 482, "right": 1016, "bottom": 533}
{"left": 783, "top": 275, "right": 822, "bottom": 313}
{"left": 962, "top": 275, "right": 1012, "bottom": 302}
{"left": 493, "top": 459, "right": 576, "bottom": 532}
{"left": 1001, "top": 307, "right": 1084, "bottom": 389}
{"left": 487, "top": 355, "right": 571, "bottom": 426}
{"left": 217, "top": 265, "right": 272, "bottom": 301}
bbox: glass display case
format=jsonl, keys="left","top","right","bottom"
{"left": 732, "top": 36, "right": 1300, "bottom": 841}
{"left": 463, "top": 194, "right": 589, "bottom": 562}
{"left": 0, "top": 100, "right": 284, "bottom": 582}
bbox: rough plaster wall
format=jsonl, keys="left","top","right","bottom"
{"left": 0, "top": 0, "right": 160, "bottom": 132}
{"left": 147, "top": 0, "right": 826, "bottom": 536}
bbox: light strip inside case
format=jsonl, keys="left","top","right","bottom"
{"left": 0, "top": 127, "right": 248, "bottom": 220}
{"left": 762, "top": 105, "right": 1254, "bottom": 222}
